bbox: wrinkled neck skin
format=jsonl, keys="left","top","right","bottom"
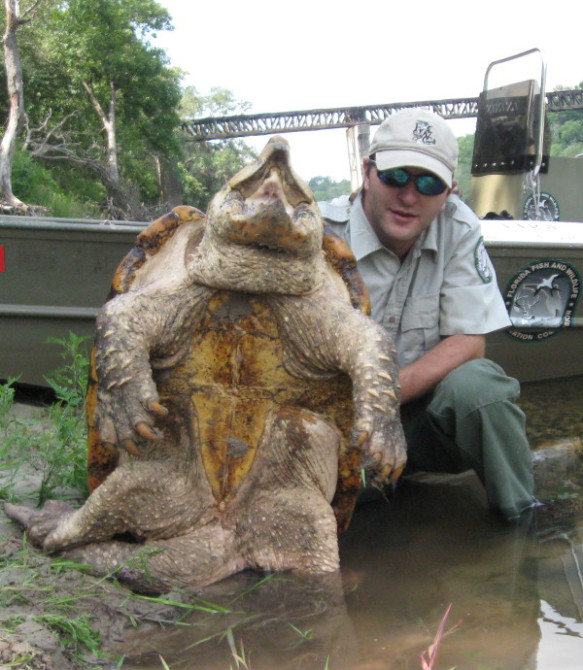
{"left": 188, "top": 238, "right": 327, "bottom": 295}
{"left": 187, "top": 187, "right": 327, "bottom": 296}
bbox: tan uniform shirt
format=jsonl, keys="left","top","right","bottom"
{"left": 321, "top": 193, "right": 511, "bottom": 368}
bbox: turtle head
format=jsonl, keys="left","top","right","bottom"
{"left": 205, "top": 136, "right": 323, "bottom": 259}
{"left": 189, "top": 137, "right": 326, "bottom": 295}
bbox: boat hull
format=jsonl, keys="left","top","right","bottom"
{"left": 0, "top": 216, "right": 146, "bottom": 386}
{"left": 1, "top": 216, "right": 582, "bottom": 386}
{"left": 483, "top": 219, "right": 583, "bottom": 382}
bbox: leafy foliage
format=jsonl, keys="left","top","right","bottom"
{"left": 177, "top": 86, "right": 257, "bottom": 211}
{"left": 11, "top": 149, "right": 102, "bottom": 217}
{"left": 1, "top": 0, "right": 185, "bottom": 217}
{"left": 455, "top": 134, "right": 474, "bottom": 200}
{"left": 548, "top": 83, "right": 583, "bottom": 157}
{"left": 308, "top": 176, "right": 351, "bottom": 202}
{"left": 0, "top": 333, "right": 91, "bottom": 505}
{"left": 0, "top": 3, "right": 260, "bottom": 217}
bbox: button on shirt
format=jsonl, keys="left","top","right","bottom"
{"left": 322, "top": 193, "right": 511, "bottom": 368}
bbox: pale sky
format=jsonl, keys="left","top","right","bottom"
{"left": 154, "top": 0, "right": 581, "bottom": 181}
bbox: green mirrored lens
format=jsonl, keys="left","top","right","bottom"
{"left": 416, "top": 175, "right": 447, "bottom": 195}
{"left": 387, "top": 168, "right": 410, "bottom": 186}
{"left": 376, "top": 167, "right": 447, "bottom": 196}
{"left": 377, "top": 168, "right": 409, "bottom": 187}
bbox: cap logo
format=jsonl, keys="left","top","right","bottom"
{"left": 412, "top": 121, "right": 436, "bottom": 146}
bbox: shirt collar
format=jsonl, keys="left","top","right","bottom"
{"left": 348, "top": 195, "right": 385, "bottom": 260}
{"left": 350, "top": 193, "right": 440, "bottom": 260}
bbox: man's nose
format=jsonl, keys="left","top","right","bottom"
{"left": 397, "top": 180, "right": 419, "bottom": 204}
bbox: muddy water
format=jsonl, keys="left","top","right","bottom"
{"left": 113, "top": 376, "right": 583, "bottom": 670}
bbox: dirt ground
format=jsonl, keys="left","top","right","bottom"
{"left": 0, "top": 404, "right": 194, "bottom": 670}
{"left": 0, "top": 518, "right": 187, "bottom": 668}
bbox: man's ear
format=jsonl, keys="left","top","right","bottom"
{"left": 362, "top": 157, "right": 373, "bottom": 190}
{"left": 440, "top": 181, "right": 457, "bottom": 211}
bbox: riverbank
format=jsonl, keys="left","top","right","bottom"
{"left": 1, "top": 375, "right": 582, "bottom": 668}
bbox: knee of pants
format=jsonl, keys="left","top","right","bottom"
{"left": 429, "top": 358, "right": 521, "bottom": 418}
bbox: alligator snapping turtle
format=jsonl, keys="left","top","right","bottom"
{"left": 5, "top": 137, "right": 406, "bottom": 590}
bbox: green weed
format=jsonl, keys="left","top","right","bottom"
{"left": 0, "top": 377, "right": 30, "bottom": 499}
{"left": 0, "top": 333, "right": 91, "bottom": 504}
{"left": 0, "top": 375, "right": 18, "bottom": 427}
{"left": 32, "top": 613, "right": 100, "bottom": 655}
{"left": 227, "top": 630, "right": 249, "bottom": 669}
{"left": 44, "top": 333, "right": 91, "bottom": 409}
{"left": 287, "top": 622, "right": 314, "bottom": 647}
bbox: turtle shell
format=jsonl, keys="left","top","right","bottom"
{"left": 86, "top": 206, "right": 370, "bottom": 530}
{"left": 86, "top": 206, "right": 204, "bottom": 490}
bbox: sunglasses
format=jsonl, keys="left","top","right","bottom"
{"left": 372, "top": 164, "right": 448, "bottom": 196}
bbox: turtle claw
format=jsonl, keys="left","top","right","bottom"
{"left": 355, "top": 428, "right": 406, "bottom": 488}
{"left": 135, "top": 422, "right": 162, "bottom": 442}
{"left": 356, "top": 430, "right": 370, "bottom": 448}
{"left": 148, "top": 401, "right": 168, "bottom": 418}
{"left": 388, "top": 465, "right": 404, "bottom": 484}
{"left": 122, "top": 438, "right": 142, "bottom": 457}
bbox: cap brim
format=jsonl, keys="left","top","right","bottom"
{"left": 374, "top": 150, "right": 453, "bottom": 187}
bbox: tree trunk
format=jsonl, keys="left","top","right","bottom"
{"left": 82, "top": 79, "right": 120, "bottom": 191}
{"left": 0, "top": 0, "right": 26, "bottom": 207}
{"left": 155, "top": 155, "right": 183, "bottom": 208}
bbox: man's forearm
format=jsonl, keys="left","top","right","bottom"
{"left": 399, "top": 334, "right": 486, "bottom": 404}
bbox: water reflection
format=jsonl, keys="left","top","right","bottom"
{"left": 113, "top": 376, "right": 583, "bottom": 670}
{"left": 340, "top": 478, "right": 541, "bottom": 670}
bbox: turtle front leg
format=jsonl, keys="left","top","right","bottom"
{"left": 94, "top": 283, "right": 212, "bottom": 451}
{"left": 271, "top": 293, "right": 407, "bottom": 486}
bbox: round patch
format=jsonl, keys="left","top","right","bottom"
{"left": 504, "top": 259, "right": 580, "bottom": 342}
{"left": 522, "top": 192, "right": 560, "bottom": 221}
{"left": 474, "top": 237, "right": 493, "bottom": 284}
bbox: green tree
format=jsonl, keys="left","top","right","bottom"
{"left": 308, "top": 176, "right": 351, "bottom": 202}
{"left": 9, "top": 0, "right": 182, "bottom": 218}
{"left": 455, "top": 134, "right": 475, "bottom": 200}
{"left": 0, "top": 0, "right": 37, "bottom": 209}
{"left": 548, "top": 83, "right": 583, "bottom": 157}
{"left": 177, "top": 86, "right": 256, "bottom": 211}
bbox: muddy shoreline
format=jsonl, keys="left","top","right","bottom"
{"left": 1, "top": 383, "right": 582, "bottom": 669}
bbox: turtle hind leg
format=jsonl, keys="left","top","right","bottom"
{"left": 29, "top": 462, "right": 203, "bottom": 553}
{"left": 235, "top": 406, "right": 342, "bottom": 574}
{"left": 59, "top": 522, "right": 246, "bottom": 593}
{"left": 240, "top": 487, "right": 340, "bottom": 574}
{"left": 4, "top": 500, "right": 75, "bottom": 548}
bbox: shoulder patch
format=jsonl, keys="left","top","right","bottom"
{"left": 474, "top": 237, "right": 493, "bottom": 284}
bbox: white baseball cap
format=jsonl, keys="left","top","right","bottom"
{"left": 368, "top": 109, "right": 458, "bottom": 187}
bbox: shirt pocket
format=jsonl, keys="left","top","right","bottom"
{"left": 401, "top": 293, "right": 439, "bottom": 342}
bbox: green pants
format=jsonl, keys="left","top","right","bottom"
{"left": 400, "top": 358, "right": 536, "bottom": 521}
